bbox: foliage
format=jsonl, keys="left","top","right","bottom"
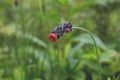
{"left": 0, "top": 0, "right": 120, "bottom": 80}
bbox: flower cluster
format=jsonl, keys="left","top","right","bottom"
{"left": 48, "top": 22, "right": 72, "bottom": 43}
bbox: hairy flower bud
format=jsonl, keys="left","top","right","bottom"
{"left": 62, "top": 22, "right": 72, "bottom": 33}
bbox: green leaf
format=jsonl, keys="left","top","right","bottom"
{"left": 67, "top": 2, "right": 96, "bottom": 18}
{"left": 13, "top": 67, "right": 26, "bottom": 80}
{"left": 58, "top": 0, "right": 68, "bottom": 5}
{"left": 32, "top": 78, "right": 42, "bottom": 80}
{"left": 74, "top": 71, "right": 85, "bottom": 80}
{"left": 96, "top": 0, "right": 108, "bottom": 5}
{"left": 107, "top": 77, "right": 111, "bottom": 80}
{"left": 74, "top": 34, "right": 107, "bottom": 50}
{"left": 16, "top": 33, "right": 47, "bottom": 48}
{"left": 67, "top": 42, "right": 84, "bottom": 69}
{"left": 64, "top": 43, "right": 72, "bottom": 57}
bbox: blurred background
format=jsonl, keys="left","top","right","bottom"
{"left": 0, "top": 0, "right": 120, "bottom": 80}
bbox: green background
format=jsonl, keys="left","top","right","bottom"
{"left": 0, "top": 0, "right": 120, "bottom": 80}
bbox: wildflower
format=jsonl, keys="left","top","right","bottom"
{"left": 55, "top": 27, "right": 64, "bottom": 38}
{"left": 48, "top": 33, "right": 58, "bottom": 43}
{"left": 48, "top": 27, "right": 63, "bottom": 43}
{"left": 48, "top": 22, "right": 72, "bottom": 43}
{"left": 62, "top": 22, "right": 72, "bottom": 33}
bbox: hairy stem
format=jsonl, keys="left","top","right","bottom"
{"left": 72, "top": 26, "right": 101, "bottom": 79}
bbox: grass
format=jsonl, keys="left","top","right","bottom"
{"left": 0, "top": 0, "right": 120, "bottom": 80}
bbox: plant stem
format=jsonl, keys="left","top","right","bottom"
{"left": 72, "top": 26, "right": 101, "bottom": 79}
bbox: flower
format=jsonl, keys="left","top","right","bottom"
{"left": 48, "top": 33, "right": 58, "bottom": 43}
{"left": 48, "top": 22, "right": 73, "bottom": 43}
{"left": 55, "top": 27, "right": 64, "bottom": 37}
{"left": 63, "top": 22, "right": 72, "bottom": 33}
{"left": 65, "top": 28, "right": 71, "bottom": 32}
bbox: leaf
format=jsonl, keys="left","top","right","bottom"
{"left": 0, "top": 69, "right": 4, "bottom": 76}
{"left": 16, "top": 33, "right": 47, "bottom": 48}
{"left": 107, "top": 77, "right": 111, "bottom": 80}
{"left": 67, "top": 42, "right": 84, "bottom": 69}
{"left": 96, "top": 0, "right": 108, "bottom": 5}
{"left": 95, "top": 0, "right": 118, "bottom": 5}
{"left": 58, "top": 0, "right": 68, "bottom": 5}
{"left": 13, "top": 67, "right": 26, "bottom": 80}
{"left": 67, "top": 2, "right": 96, "bottom": 18}
{"left": 64, "top": 43, "right": 72, "bottom": 57}
{"left": 32, "top": 78, "right": 42, "bottom": 80}
{"left": 74, "top": 71, "right": 85, "bottom": 80}
{"left": 45, "top": 10, "right": 61, "bottom": 22}
{"left": 67, "top": 33, "right": 106, "bottom": 69}
{"left": 74, "top": 33, "right": 107, "bottom": 50}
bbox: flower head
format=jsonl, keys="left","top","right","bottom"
{"left": 48, "top": 21, "right": 72, "bottom": 43}
{"left": 63, "top": 22, "right": 72, "bottom": 33}
{"left": 65, "top": 28, "right": 71, "bottom": 32}
{"left": 55, "top": 27, "right": 64, "bottom": 37}
{"left": 48, "top": 33, "right": 58, "bottom": 43}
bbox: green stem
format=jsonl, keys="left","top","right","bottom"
{"left": 72, "top": 26, "right": 101, "bottom": 79}
{"left": 38, "top": 0, "right": 43, "bottom": 13}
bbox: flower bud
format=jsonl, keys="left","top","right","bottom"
{"left": 48, "top": 33, "right": 58, "bottom": 43}
{"left": 62, "top": 22, "right": 72, "bottom": 33}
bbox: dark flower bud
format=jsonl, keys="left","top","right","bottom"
{"left": 51, "top": 26, "right": 64, "bottom": 39}
{"left": 62, "top": 22, "right": 72, "bottom": 33}
{"left": 55, "top": 27, "right": 64, "bottom": 38}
